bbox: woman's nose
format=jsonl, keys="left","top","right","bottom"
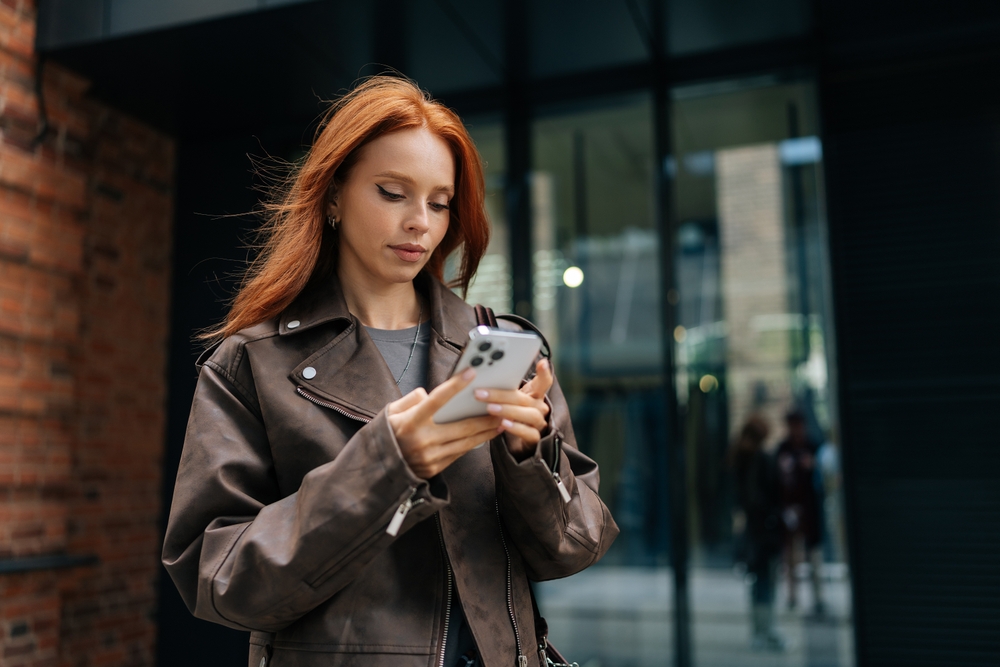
{"left": 405, "top": 203, "right": 431, "bottom": 233}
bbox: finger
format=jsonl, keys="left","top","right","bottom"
{"left": 523, "top": 359, "right": 554, "bottom": 399}
{"left": 417, "top": 428, "right": 500, "bottom": 475}
{"left": 443, "top": 428, "right": 500, "bottom": 454}
{"left": 498, "top": 418, "right": 542, "bottom": 445}
{"left": 484, "top": 403, "right": 548, "bottom": 430}
{"left": 387, "top": 387, "right": 427, "bottom": 415}
{"left": 473, "top": 388, "right": 534, "bottom": 406}
{"left": 411, "top": 368, "right": 477, "bottom": 421}
{"left": 433, "top": 414, "right": 503, "bottom": 440}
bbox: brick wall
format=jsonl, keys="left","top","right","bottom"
{"left": 0, "top": 2, "right": 175, "bottom": 666}
{"left": 716, "top": 143, "right": 793, "bottom": 444}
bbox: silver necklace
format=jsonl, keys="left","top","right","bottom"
{"left": 395, "top": 301, "right": 422, "bottom": 386}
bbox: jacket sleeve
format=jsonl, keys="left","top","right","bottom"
{"left": 490, "top": 372, "right": 619, "bottom": 581}
{"left": 161, "top": 342, "right": 445, "bottom": 633}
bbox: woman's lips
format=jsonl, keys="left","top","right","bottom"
{"left": 389, "top": 244, "right": 426, "bottom": 263}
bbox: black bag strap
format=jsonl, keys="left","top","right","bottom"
{"left": 473, "top": 303, "right": 498, "bottom": 328}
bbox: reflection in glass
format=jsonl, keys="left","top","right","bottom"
{"left": 672, "top": 79, "right": 853, "bottom": 666}
{"left": 531, "top": 95, "right": 672, "bottom": 666}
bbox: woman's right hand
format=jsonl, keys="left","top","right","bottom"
{"left": 387, "top": 368, "right": 501, "bottom": 478}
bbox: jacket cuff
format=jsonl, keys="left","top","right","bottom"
{"left": 490, "top": 427, "right": 575, "bottom": 510}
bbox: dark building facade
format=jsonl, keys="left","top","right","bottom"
{"left": 1, "top": 1, "right": 997, "bottom": 666}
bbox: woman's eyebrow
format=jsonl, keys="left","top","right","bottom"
{"left": 374, "top": 170, "right": 415, "bottom": 183}
{"left": 375, "top": 171, "right": 454, "bottom": 193}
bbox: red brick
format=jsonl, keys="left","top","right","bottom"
{"left": 1, "top": 12, "right": 174, "bottom": 666}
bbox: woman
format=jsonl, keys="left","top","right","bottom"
{"left": 729, "top": 415, "right": 784, "bottom": 650}
{"left": 162, "top": 76, "right": 618, "bottom": 667}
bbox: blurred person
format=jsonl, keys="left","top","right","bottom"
{"left": 776, "top": 408, "right": 826, "bottom": 616}
{"left": 729, "top": 415, "right": 785, "bottom": 650}
{"left": 161, "top": 76, "right": 617, "bottom": 667}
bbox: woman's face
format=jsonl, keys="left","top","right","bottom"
{"left": 329, "top": 127, "right": 455, "bottom": 291}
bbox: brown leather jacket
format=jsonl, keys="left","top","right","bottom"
{"left": 162, "top": 273, "right": 618, "bottom": 667}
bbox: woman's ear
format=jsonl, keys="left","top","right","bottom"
{"left": 326, "top": 197, "right": 340, "bottom": 222}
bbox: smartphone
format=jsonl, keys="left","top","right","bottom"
{"left": 432, "top": 326, "right": 542, "bottom": 424}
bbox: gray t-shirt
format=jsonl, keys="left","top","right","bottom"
{"left": 364, "top": 321, "right": 431, "bottom": 396}
{"left": 364, "top": 321, "right": 478, "bottom": 665}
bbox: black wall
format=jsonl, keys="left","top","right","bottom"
{"left": 820, "top": 3, "right": 1000, "bottom": 665}
{"left": 158, "top": 136, "right": 267, "bottom": 667}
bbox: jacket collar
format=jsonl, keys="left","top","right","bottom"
{"left": 282, "top": 272, "right": 478, "bottom": 419}
{"left": 278, "top": 271, "right": 472, "bottom": 347}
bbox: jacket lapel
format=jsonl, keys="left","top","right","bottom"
{"left": 285, "top": 272, "right": 476, "bottom": 418}
{"left": 293, "top": 322, "right": 402, "bottom": 419}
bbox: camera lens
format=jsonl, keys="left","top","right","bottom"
{"left": 478, "top": 341, "right": 492, "bottom": 352}
{"left": 470, "top": 356, "right": 484, "bottom": 367}
{"left": 490, "top": 350, "right": 505, "bottom": 361}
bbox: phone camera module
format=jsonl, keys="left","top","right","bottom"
{"left": 478, "top": 341, "right": 492, "bottom": 352}
{"left": 490, "top": 350, "right": 505, "bottom": 361}
{"left": 470, "top": 356, "right": 484, "bottom": 367}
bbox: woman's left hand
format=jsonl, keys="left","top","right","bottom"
{"left": 474, "top": 358, "right": 554, "bottom": 460}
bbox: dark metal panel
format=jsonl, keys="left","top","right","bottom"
{"left": 36, "top": 0, "right": 316, "bottom": 49}
{"left": 503, "top": 0, "right": 533, "bottom": 318}
{"left": 819, "top": 9, "right": 1000, "bottom": 663}
{"left": 648, "top": 2, "right": 691, "bottom": 666}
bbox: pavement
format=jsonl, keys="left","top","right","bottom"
{"left": 535, "top": 565, "right": 854, "bottom": 667}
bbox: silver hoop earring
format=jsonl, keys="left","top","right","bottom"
{"left": 327, "top": 214, "right": 337, "bottom": 230}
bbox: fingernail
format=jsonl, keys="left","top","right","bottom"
{"left": 502, "top": 419, "right": 514, "bottom": 429}
{"left": 487, "top": 403, "right": 502, "bottom": 414}
{"left": 462, "top": 368, "right": 476, "bottom": 381}
{"left": 474, "top": 389, "right": 489, "bottom": 400}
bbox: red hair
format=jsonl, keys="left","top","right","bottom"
{"left": 208, "top": 76, "right": 490, "bottom": 339}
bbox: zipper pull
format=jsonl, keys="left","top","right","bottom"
{"left": 552, "top": 472, "right": 571, "bottom": 504}
{"left": 386, "top": 487, "right": 418, "bottom": 536}
{"left": 517, "top": 655, "right": 528, "bottom": 667}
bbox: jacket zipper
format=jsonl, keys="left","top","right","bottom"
{"left": 540, "top": 458, "right": 571, "bottom": 504}
{"left": 306, "top": 484, "right": 421, "bottom": 588}
{"left": 387, "top": 487, "right": 423, "bottom": 537}
{"left": 296, "top": 386, "right": 372, "bottom": 424}
{"left": 435, "top": 515, "right": 453, "bottom": 667}
{"left": 495, "top": 499, "right": 526, "bottom": 666}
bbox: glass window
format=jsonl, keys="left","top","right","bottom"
{"left": 449, "top": 117, "right": 511, "bottom": 313}
{"left": 668, "top": 0, "right": 813, "bottom": 56}
{"left": 671, "top": 78, "right": 853, "bottom": 665}
{"left": 407, "top": 0, "right": 504, "bottom": 93}
{"left": 529, "top": 0, "right": 650, "bottom": 78}
{"left": 532, "top": 94, "right": 673, "bottom": 666}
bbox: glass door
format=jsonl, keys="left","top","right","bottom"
{"left": 670, "top": 78, "right": 854, "bottom": 667}
{"left": 531, "top": 94, "right": 673, "bottom": 666}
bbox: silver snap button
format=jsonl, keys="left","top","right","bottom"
{"left": 287, "top": 319, "right": 300, "bottom": 329}
{"left": 302, "top": 366, "right": 317, "bottom": 379}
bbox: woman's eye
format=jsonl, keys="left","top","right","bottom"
{"left": 431, "top": 201, "right": 451, "bottom": 212}
{"left": 376, "top": 184, "right": 404, "bottom": 200}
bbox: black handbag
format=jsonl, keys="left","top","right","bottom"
{"left": 474, "top": 305, "right": 577, "bottom": 667}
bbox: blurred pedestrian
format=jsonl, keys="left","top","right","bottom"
{"left": 729, "top": 415, "right": 785, "bottom": 650}
{"left": 776, "top": 408, "right": 826, "bottom": 616}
